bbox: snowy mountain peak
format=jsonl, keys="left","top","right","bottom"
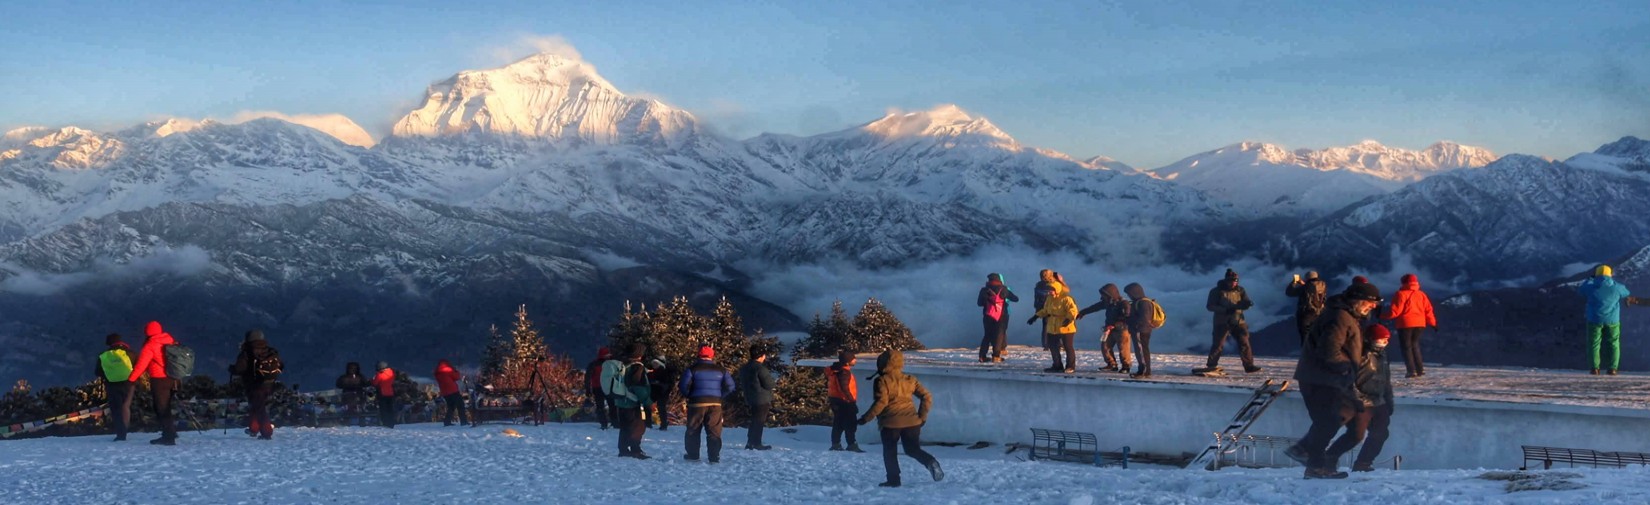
{"left": 389, "top": 52, "right": 698, "bottom": 146}
{"left": 859, "top": 105, "right": 1017, "bottom": 147}
{"left": 118, "top": 118, "right": 211, "bottom": 139}
{"left": 0, "top": 126, "right": 125, "bottom": 170}
{"left": 1596, "top": 136, "right": 1650, "bottom": 157}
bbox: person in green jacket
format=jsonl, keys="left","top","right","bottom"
{"left": 858, "top": 350, "right": 943, "bottom": 488}
{"left": 1579, "top": 264, "right": 1634, "bottom": 375}
{"left": 610, "top": 344, "right": 655, "bottom": 459}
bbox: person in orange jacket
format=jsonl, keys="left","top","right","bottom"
{"left": 127, "top": 321, "right": 178, "bottom": 445}
{"left": 827, "top": 350, "right": 863, "bottom": 452}
{"left": 372, "top": 362, "right": 398, "bottom": 428}
{"left": 433, "top": 359, "right": 464, "bottom": 426}
{"left": 1385, "top": 273, "right": 1437, "bottom": 378}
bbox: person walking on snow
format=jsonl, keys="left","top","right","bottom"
{"left": 371, "top": 361, "right": 398, "bottom": 428}
{"left": 1579, "top": 265, "right": 1633, "bottom": 375}
{"left": 1078, "top": 283, "right": 1133, "bottom": 373}
{"left": 610, "top": 344, "right": 654, "bottom": 459}
{"left": 1385, "top": 273, "right": 1437, "bottom": 378}
{"left": 229, "top": 330, "right": 282, "bottom": 440}
{"left": 828, "top": 350, "right": 864, "bottom": 452}
{"left": 679, "top": 346, "right": 735, "bottom": 463}
{"left": 127, "top": 321, "right": 178, "bottom": 445}
{"left": 1123, "top": 283, "right": 1160, "bottom": 378}
{"left": 586, "top": 347, "right": 615, "bottom": 429}
{"left": 738, "top": 344, "right": 775, "bottom": 450}
{"left": 1286, "top": 282, "right": 1383, "bottom": 479}
{"left": 977, "top": 273, "right": 1021, "bottom": 363}
{"left": 94, "top": 333, "right": 133, "bottom": 441}
{"left": 433, "top": 359, "right": 465, "bottom": 426}
{"left": 1031, "top": 280, "right": 1079, "bottom": 373}
{"left": 1196, "top": 269, "right": 1261, "bottom": 375}
{"left": 859, "top": 350, "right": 943, "bottom": 488}
{"left": 1348, "top": 323, "right": 1395, "bottom": 472}
{"left": 1286, "top": 271, "right": 1329, "bottom": 346}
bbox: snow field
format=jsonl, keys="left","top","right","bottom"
{"left": 3, "top": 422, "right": 1648, "bottom": 504}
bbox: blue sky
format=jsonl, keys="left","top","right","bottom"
{"left": 2, "top": 0, "right": 1646, "bottom": 167}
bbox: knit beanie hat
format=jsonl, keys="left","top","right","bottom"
{"left": 628, "top": 343, "right": 647, "bottom": 360}
{"left": 1598, "top": 265, "right": 1614, "bottom": 277}
{"left": 839, "top": 349, "right": 856, "bottom": 364}
{"left": 245, "top": 329, "right": 265, "bottom": 342}
{"left": 1367, "top": 324, "right": 1391, "bottom": 349}
{"left": 698, "top": 345, "right": 715, "bottom": 360}
{"left": 105, "top": 333, "right": 123, "bottom": 347}
{"left": 1224, "top": 269, "right": 1239, "bottom": 280}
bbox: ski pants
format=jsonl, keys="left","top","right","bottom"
{"left": 107, "top": 380, "right": 132, "bottom": 438}
{"left": 978, "top": 316, "right": 1008, "bottom": 360}
{"left": 1102, "top": 325, "right": 1132, "bottom": 369}
{"left": 377, "top": 396, "right": 397, "bottom": 428}
{"left": 830, "top": 399, "right": 859, "bottom": 446}
{"left": 1206, "top": 318, "right": 1254, "bottom": 369}
{"left": 246, "top": 383, "right": 273, "bottom": 437}
{"left": 1295, "top": 311, "right": 1320, "bottom": 347}
{"left": 1048, "top": 332, "right": 1076, "bottom": 370}
{"left": 880, "top": 425, "right": 938, "bottom": 485}
{"left": 591, "top": 392, "right": 615, "bottom": 429}
{"left": 1354, "top": 403, "right": 1393, "bottom": 468}
{"left": 684, "top": 404, "right": 724, "bottom": 461}
{"left": 616, "top": 407, "right": 646, "bottom": 455}
{"left": 442, "top": 393, "right": 465, "bottom": 425}
{"left": 1397, "top": 327, "right": 1425, "bottom": 375}
{"left": 1131, "top": 326, "right": 1154, "bottom": 375}
{"left": 1588, "top": 323, "right": 1622, "bottom": 371}
{"left": 151, "top": 377, "right": 177, "bottom": 440}
{"left": 747, "top": 402, "right": 770, "bottom": 447}
{"left": 1295, "top": 382, "right": 1355, "bottom": 470}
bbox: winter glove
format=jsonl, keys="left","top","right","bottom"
{"left": 1026, "top": 316, "right": 1037, "bottom": 325}
{"left": 857, "top": 416, "right": 871, "bottom": 426}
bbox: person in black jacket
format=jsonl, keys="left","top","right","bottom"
{"left": 977, "top": 273, "right": 1021, "bottom": 363}
{"left": 1286, "top": 283, "right": 1382, "bottom": 479}
{"left": 738, "top": 344, "right": 776, "bottom": 450}
{"left": 229, "top": 330, "right": 282, "bottom": 440}
{"left": 1078, "top": 283, "right": 1133, "bottom": 373}
{"left": 334, "top": 362, "right": 368, "bottom": 426}
{"left": 1350, "top": 323, "right": 1395, "bottom": 472}
{"left": 647, "top": 357, "right": 677, "bottom": 431}
{"left": 1195, "top": 269, "right": 1260, "bottom": 375}
{"left": 1286, "top": 271, "right": 1329, "bottom": 346}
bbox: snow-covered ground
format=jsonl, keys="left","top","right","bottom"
{"left": 3, "top": 422, "right": 1648, "bottom": 504}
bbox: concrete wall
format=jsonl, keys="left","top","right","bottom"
{"left": 812, "top": 362, "right": 1650, "bottom": 470}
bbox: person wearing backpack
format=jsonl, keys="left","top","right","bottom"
{"left": 610, "top": 344, "right": 654, "bottom": 459}
{"left": 858, "top": 350, "right": 942, "bottom": 488}
{"left": 372, "top": 361, "right": 398, "bottom": 428}
{"left": 229, "top": 330, "right": 282, "bottom": 440}
{"left": 737, "top": 344, "right": 775, "bottom": 450}
{"left": 433, "top": 359, "right": 465, "bottom": 426}
{"left": 1123, "top": 283, "right": 1165, "bottom": 378}
{"left": 1031, "top": 280, "right": 1079, "bottom": 373}
{"left": 678, "top": 346, "right": 735, "bottom": 463}
{"left": 827, "top": 350, "right": 863, "bottom": 452}
{"left": 94, "top": 333, "right": 134, "bottom": 441}
{"left": 585, "top": 347, "right": 614, "bottom": 430}
{"left": 1079, "top": 284, "right": 1133, "bottom": 373}
{"left": 977, "top": 273, "right": 1020, "bottom": 363}
{"left": 1286, "top": 271, "right": 1330, "bottom": 347}
{"left": 127, "top": 321, "right": 179, "bottom": 445}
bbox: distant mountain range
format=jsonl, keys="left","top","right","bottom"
{"left": 0, "top": 52, "right": 1642, "bottom": 386}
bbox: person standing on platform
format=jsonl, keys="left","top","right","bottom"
{"left": 1032, "top": 280, "right": 1079, "bottom": 373}
{"left": 1385, "top": 273, "right": 1437, "bottom": 378}
{"left": 1195, "top": 269, "right": 1261, "bottom": 375}
{"left": 1578, "top": 265, "right": 1632, "bottom": 375}
{"left": 1078, "top": 283, "right": 1132, "bottom": 373}
{"left": 977, "top": 273, "right": 1020, "bottom": 363}
{"left": 1286, "top": 271, "right": 1329, "bottom": 346}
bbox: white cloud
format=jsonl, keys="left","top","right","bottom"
{"left": 226, "top": 111, "right": 377, "bottom": 147}
{"left": 0, "top": 246, "right": 213, "bottom": 296}
{"left": 488, "top": 33, "right": 585, "bottom": 65}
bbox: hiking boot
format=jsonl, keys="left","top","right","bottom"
{"left": 1120, "top": 365, "right": 1134, "bottom": 374}
{"left": 847, "top": 444, "right": 866, "bottom": 453}
{"left": 1590, "top": 369, "right": 1600, "bottom": 375}
{"left": 244, "top": 428, "right": 256, "bottom": 437}
{"left": 1043, "top": 366, "right": 1062, "bottom": 373}
{"left": 708, "top": 458, "right": 719, "bottom": 464}
{"left": 619, "top": 450, "right": 633, "bottom": 458}
{"left": 1063, "top": 367, "right": 1075, "bottom": 374}
{"left": 258, "top": 433, "right": 273, "bottom": 441}
{"left": 752, "top": 444, "right": 772, "bottom": 451}
{"left": 1352, "top": 462, "right": 1375, "bottom": 472}
{"left": 631, "top": 451, "right": 652, "bottom": 460}
{"left": 1244, "top": 366, "right": 1264, "bottom": 374}
{"left": 878, "top": 481, "right": 901, "bottom": 488}
{"left": 684, "top": 454, "right": 700, "bottom": 461}
{"left": 829, "top": 444, "right": 844, "bottom": 451}
{"left": 150, "top": 437, "right": 175, "bottom": 446}
{"left": 925, "top": 459, "right": 945, "bottom": 481}
{"left": 1191, "top": 366, "right": 1221, "bottom": 375}
{"left": 1304, "top": 468, "right": 1349, "bottom": 479}
{"left": 992, "top": 357, "right": 1004, "bottom": 363}
{"left": 1408, "top": 372, "right": 1421, "bottom": 378}
{"left": 112, "top": 435, "right": 126, "bottom": 442}
{"left": 1609, "top": 369, "right": 1620, "bottom": 375}
{"left": 1283, "top": 445, "right": 1310, "bottom": 466}
{"left": 1130, "top": 372, "right": 1152, "bottom": 379}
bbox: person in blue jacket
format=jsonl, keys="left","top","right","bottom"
{"left": 678, "top": 345, "right": 735, "bottom": 463}
{"left": 1578, "top": 264, "right": 1633, "bottom": 375}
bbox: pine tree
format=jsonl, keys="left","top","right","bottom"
{"left": 794, "top": 300, "right": 853, "bottom": 360}
{"left": 480, "top": 324, "right": 511, "bottom": 386}
{"left": 499, "top": 305, "right": 550, "bottom": 391}
{"left": 850, "top": 297, "right": 924, "bottom": 353}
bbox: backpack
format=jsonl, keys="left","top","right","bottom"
{"left": 253, "top": 350, "right": 284, "bottom": 379}
{"left": 1139, "top": 298, "right": 1167, "bottom": 329}
{"left": 163, "top": 343, "right": 195, "bottom": 379}
{"left": 984, "top": 287, "right": 1006, "bottom": 321}
{"left": 99, "top": 349, "right": 133, "bottom": 382}
{"left": 602, "top": 360, "right": 635, "bottom": 401}
{"left": 1305, "top": 280, "right": 1327, "bottom": 313}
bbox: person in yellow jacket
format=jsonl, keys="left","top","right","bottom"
{"left": 1030, "top": 281, "right": 1079, "bottom": 373}
{"left": 95, "top": 333, "right": 134, "bottom": 441}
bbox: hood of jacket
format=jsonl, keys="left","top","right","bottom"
{"left": 876, "top": 350, "right": 905, "bottom": 376}
{"left": 145, "top": 321, "right": 164, "bottom": 338}
{"left": 1100, "top": 283, "right": 1122, "bottom": 303}
{"left": 344, "top": 362, "right": 361, "bottom": 375}
{"left": 1217, "top": 278, "right": 1238, "bottom": 291}
{"left": 1124, "top": 283, "right": 1145, "bottom": 300}
{"left": 1401, "top": 273, "right": 1420, "bottom": 290}
{"left": 1039, "top": 270, "right": 1055, "bottom": 284}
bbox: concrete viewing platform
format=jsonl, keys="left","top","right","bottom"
{"left": 802, "top": 346, "right": 1650, "bottom": 470}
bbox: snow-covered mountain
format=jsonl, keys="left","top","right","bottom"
{"left": 1152, "top": 140, "right": 1497, "bottom": 216}
{"left": 1564, "top": 136, "right": 1650, "bottom": 176}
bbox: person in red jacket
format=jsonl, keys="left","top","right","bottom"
{"left": 585, "top": 347, "right": 614, "bottom": 430}
{"left": 372, "top": 362, "right": 398, "bottom": 428}
{"left": 433, "top": 359, "right": 464, "bottom": 426}
{"left": 127, "top": 321, "right": 178, "bottom": 445}
{"left": 1385, "top": 273, "right": 1437, "bottom": 378}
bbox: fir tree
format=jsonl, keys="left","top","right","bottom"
{"left": 794, "top": 300, "right": 853, "bottom": 359}
{"left": 501, "top": 305, "right": 549, "bottom": 391}
{"left": 850, "top": 297, "right": 925, "bottom": 353}
{"left": 480, "top": 324, "right": 511, "bottom": 385}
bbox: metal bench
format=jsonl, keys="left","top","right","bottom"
{"left": 1030, "top": 428, "right": 1100, "bottom": 465}
{"left": 1522, "top": 445, "right": 1650, "bottom": 470}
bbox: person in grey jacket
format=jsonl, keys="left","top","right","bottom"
{"left": 738, "top": 344, "right": 776, "bottom": 450}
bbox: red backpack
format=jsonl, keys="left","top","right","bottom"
{"left": 984, "top": 287, "right": 1006, "bottom": 321}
